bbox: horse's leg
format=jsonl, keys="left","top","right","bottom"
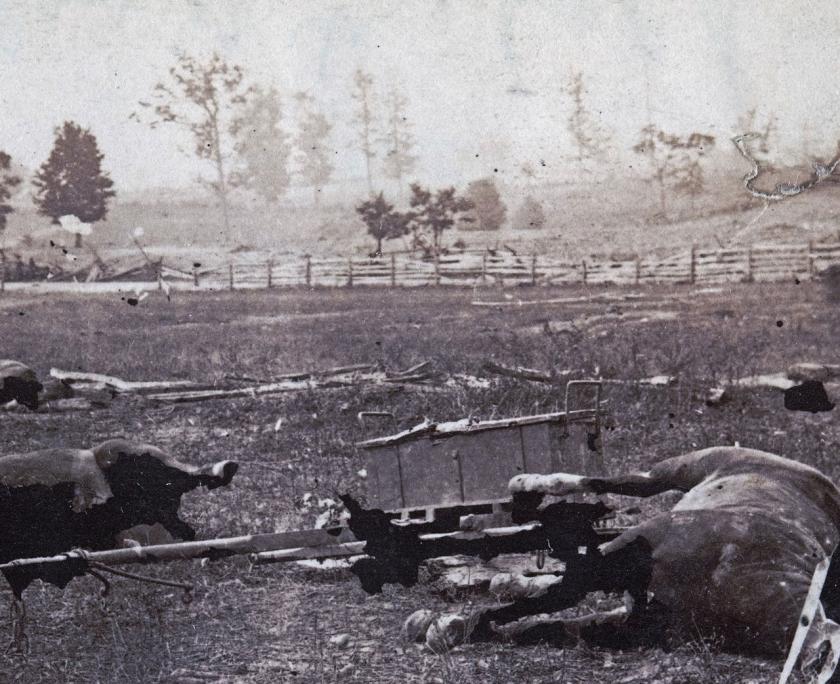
{"left": 510, "top": 470, "right": 677, "bottom": 498}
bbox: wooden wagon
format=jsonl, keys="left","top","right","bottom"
{"left": 356, "top": 380, "right": 605, "bottom": 522}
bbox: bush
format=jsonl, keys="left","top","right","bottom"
{"left": 464, "top": 178, "right": 506, "bottom": 231}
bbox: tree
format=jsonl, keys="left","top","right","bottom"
{"left": 465, "top": 178, "right": 507, "bottom": 231}
{"left": 136, "top": 53, "right": 250, "bottom": 240}
{"left": 351, "top": 69, "right": 377, "bottom": 195}
{"left": 379, "top": 88, "right": 417, "bottom": 197}
{"left": 512, "top": 196, "right": 546, "bottom": 230}
{"left": 0, "top": 151, "right": 21, "bottom": 236}
{"left": 32, "top": 122, "right": 115, "bottom": 247}
{"left": 632, "top": 126, "right": 715, "bottom": 215}
{"left": 355, "top": 192, "right": 410, "bottom": 255}
{"left": 293, "top": 92, "right": 334, "bottom": 208}
{"left": 231, "top": 86, "right": 291, "bottom": 203}
{"left": 566, "top": 70, "right": 611, "bottom": 164}
{"left": 408, "top": 183, "right": 473, "bottom": 254}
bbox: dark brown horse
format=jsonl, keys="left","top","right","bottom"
{"left": 421, "top": 448, "right": 840, "bottom": 682}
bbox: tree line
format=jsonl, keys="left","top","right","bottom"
{"left": 0, "top": 54, "right": 791, "bottom": 251}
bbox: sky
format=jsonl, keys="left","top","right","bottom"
{"left": 2, "top": 0, "right": 840, "bottom": 196}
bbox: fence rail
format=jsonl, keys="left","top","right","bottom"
{"left": 4, "top": 241, "right": 840, "bottom": 293}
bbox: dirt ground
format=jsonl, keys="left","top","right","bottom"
{"left": 1, "top": 282, "right": 837, "bottom": 683}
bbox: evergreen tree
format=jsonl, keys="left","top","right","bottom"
{"left": 32, "top": 122, "right": 115, "bottom": 247}
{"left": 0, "top": 151, "right": 21, "bottom": 234}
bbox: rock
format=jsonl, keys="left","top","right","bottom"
{"left": 329, "top": 633, "right": 351, "bottom": 649}
{"left": 705, "top": 387, "right": 729, "bottom": 406}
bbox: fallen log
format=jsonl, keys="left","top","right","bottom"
{"left": 50, "top": 368, "right": 201, "bottom": 394}
{"left": 482, "top": 361, "right": 553, "bottom": 383}
{"left": 148, "top": 371, "right": 431, "bottom": 403}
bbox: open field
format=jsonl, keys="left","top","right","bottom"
{"left": 1, "top": 283, "right": 838, "bottom": 682}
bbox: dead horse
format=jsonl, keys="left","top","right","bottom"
{"left": 453, "top": 448, "right": 840, "bottom": 677}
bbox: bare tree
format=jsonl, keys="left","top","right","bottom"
{"left": 351, "top": 69, "right": 377, "bottom": 195}
{"left": 566, "top": 70, "right": 611, "bottom": 164}
{"left": 135, "top": 53, "right": 250, "bottom": 239}
{"left": 633, "top": 126, "right": 715, "bottom": 216}
{"left": 231, "top": 86, "right": 291, "bottom": 203}
{"left": 293, "top": 92, "right": 335, "bottom": 208}
{"left": 379, "top": 88, "right": 417, "bottom": 197}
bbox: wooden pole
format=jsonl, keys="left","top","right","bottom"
{"left": 745, "top": 247, "right": 753, "bottom": 283}
{"left": 305, "top": 255, "right": 311, "bottom": 288}
{"left": 808, "top": 241, "right": 815, "bottom": 279}
{"left": 434, "top": 252, "right": 441, "bottom": 286}
{"left": 634, "top": 257, "right": 641, "bottom": 285}
{"left": 481, "top": 252, "right": 487, "bottom": 284}
{"left": 582, "top": 260, "right": 588, "bottom": 285}
{"left": 267, "top": 261, "right": 273, "bottom": 289}
{"left": 0, "top": 527, "right": 360, "bottom": 570}
{"left": 390, "top": 253, "right": 396, "bottom": 287}
{"left": 192, "top": 264, "right": 199, "bottom": 288}
{"left": 0, "top": 250, "right": 5, "bottom": 293}
{"left": 228, "top": 264, "right": 234, "bottom": 291}
{"left": 689, "top": 245, "right": 696, "bottom": 284}
{"left": 531, "top": 254, "right": 538, "bottom": 286}
{"left": 347, "top": 257, "right": 353, "bottom": 287}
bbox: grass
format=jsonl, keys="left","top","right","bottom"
{"left": 0, "top": 281, "right": 835, "bottom": 682}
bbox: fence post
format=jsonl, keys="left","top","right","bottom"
{"left": 305, "top": 255, "right": 311, "bottom": 288}
{"left": 267, "top": 261, "right": 273, "bottom": 289}
{"left": 228, "top": 264, "right": 234, "bottom": 291}
{"left": 192, "top": 264, "right": 200, "bottom": 288}
{"left": 531, "top": 254, "right": 538, "bottom": 286}
{"left": 634, "top": 257, "right": 641, "bottom": 285}
{"left": 434, "top": 252, "right": 441, "bottom": 286}
{"left": 481, "top": 252, "right": 487, "bottom": 284}
{"left": 808, "top": 241, "right": 815, "bottom": 278}
{"left": 745, "top": 247, "right": 753, "bottom": 283}
{"left": 390, "top": 254, "right": 396, "bottom": 287}
{"left": 689, "top": 245, "right": 696, "bottom": 284}
{"left": 347, "top": 257, "right": 353, "bottom": 287}
{"left": 0, "top": 249, "right": 5, "bottom": 293}
{"left": 582, "top": 259, "right": 588, "bottom": 285}
{"left": 156, "top": 261, "right": 162, "bottom": 291}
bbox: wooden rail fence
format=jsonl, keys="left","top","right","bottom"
{"left": 157, "top": 241, "right": 840, "bottom": 291}
{"left": 4, "top": 241, "right": 840, "bottom": 292}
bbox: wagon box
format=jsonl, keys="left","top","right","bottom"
{"left": 357, "top": 381, "right": 605, "bottom": 516}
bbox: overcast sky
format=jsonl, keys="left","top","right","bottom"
{"left": 2, "top": 0, "right": 839, "bottom": 195}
